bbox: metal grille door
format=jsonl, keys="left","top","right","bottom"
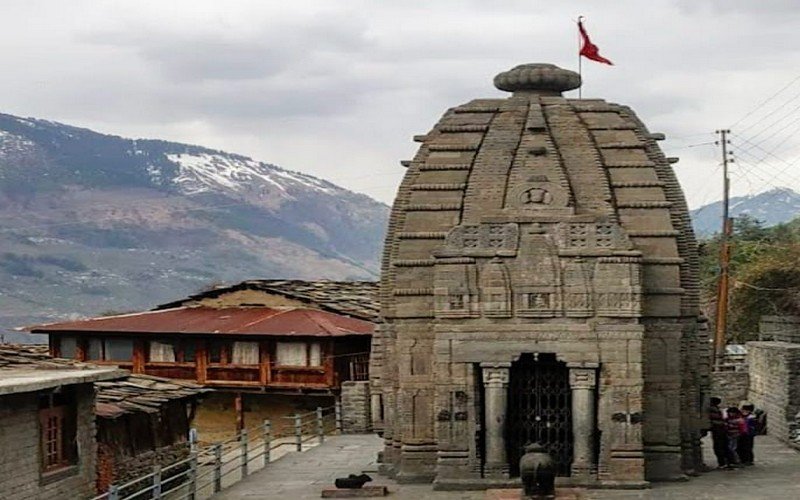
{"left": 506, "top": 353, "right": 572, "bottom": 476}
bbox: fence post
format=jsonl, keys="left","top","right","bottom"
{"left": 152, "top": 465, "right": 162, "bottom": 499}
{"left": 294, "top": 413, "right": 302, "bottom": 451}
{"left": 213, "top": 443, "right": 223, "bottom": 493}
{"left": 263, "top": 419, "right": 272, "bottom": 466}
{"left": 189, "top": 427, "right": 198, "bottom": 453}
{"left": 240, "top": 429, "right": 249, "bottom": 477}
{"left": 316, "top": 407, "right": 325, "bottom": 444}
{"left": 107, "top": 485, "right": 119, "bottom": 500}
{"left": 335, "top": 400, "right": 343, "bottom": 433}
{"left": 188, "top": 452, "right": 198, "bottom": 500}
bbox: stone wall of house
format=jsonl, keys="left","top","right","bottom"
{"left": 747, "top": 341, "right": 800, "bottom": 443}
{"left": 96, "top": 442, "right": 190, "bottom": 494}
{"left": 340, "top": 381, "right": 371, "bottom": 434}
{"left": 0, "top": 384, "right": 97, "bottom": 499}
{"left": 709, "top": 358, "right": 749, "bottom": 407}
{"left": 759, "top": 316, "right": 800, "bottom": 342}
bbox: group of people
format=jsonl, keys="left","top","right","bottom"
{"left": 708, "top": 397, "right": 764, "bottom": 469}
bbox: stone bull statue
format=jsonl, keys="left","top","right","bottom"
{"left": 519, "top": 443, "right": 556, "bottom": 499}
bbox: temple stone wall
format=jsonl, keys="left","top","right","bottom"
{"left": 341, "top": 381, "right": 372, "bottom": 433}
{"left": 372, "top": 63, "right": 708, "bottom": 489}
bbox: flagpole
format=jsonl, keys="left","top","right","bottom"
{"left": 577, "top": 16, "right": 583, "bottom": 99}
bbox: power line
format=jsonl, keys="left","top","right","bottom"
{"left": 731, "top": 74, "right": 800, "bottom": 130}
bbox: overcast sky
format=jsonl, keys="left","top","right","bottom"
{"left": 2, "top": 0, "right": 800, "bottom": 210}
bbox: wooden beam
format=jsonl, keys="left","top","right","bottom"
{"left": 132, "top": 340, "right": 145, "bottom": 374}
{"left": 49, "top": 336, "right": 59, "bottom": 358}
{"left": 76, "top": 339, "right": 87, "bottom": 362}
{"left": 259, "top": 341, "right": 270, "bottom": 385}
{"left": 325, "top": 340, "right": 335, "bottom": 388}
{"left": 196, "top": 340, "right": 208, "bottom": 384}
{"left": 234, "top": 392, "right": 244, "bottom": 434}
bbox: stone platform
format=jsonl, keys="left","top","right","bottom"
{"left": 212, "top": 433, "right": 800, "bottom": 500}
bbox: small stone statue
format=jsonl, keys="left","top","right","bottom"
{"left": 334, "top": 473, "right": 372, "bottom": 489}
{"left": 519, "top": 443, "right": 556, "bottom": 499}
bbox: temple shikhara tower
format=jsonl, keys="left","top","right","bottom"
{"left": 371, "top": 63, "right": 709, "bottom": 488}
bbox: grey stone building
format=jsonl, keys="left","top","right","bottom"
{"left": 371, "top": 63, "right": 709, "bottom": 489}
{"left": 0, "top": 347, "right": 124, "bottom": 499}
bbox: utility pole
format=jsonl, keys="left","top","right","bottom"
{"left": 714, "top": 129, "right": 732, "bottom": 369}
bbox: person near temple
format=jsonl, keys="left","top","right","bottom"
{"left": 739, "top": 403, "right": 758, "bottom": 465}
{"left": 708, "top": 397, "right": 728, "bottom": 468}
{"left": 724, "top": 406, "right": 747, "bottom": 469}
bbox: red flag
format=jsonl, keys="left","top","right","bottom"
{"left": 578, "top": 18, "right": 613, "bottom": 65}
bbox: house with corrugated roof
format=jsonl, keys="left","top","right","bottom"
{"left": 31, "top": 280, "right": 378, "bottom": 439}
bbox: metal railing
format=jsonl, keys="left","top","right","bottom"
{"left": 91, "top": 402, "right": 343, "bottom": 500}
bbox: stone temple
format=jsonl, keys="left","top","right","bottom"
{"left": 370, "top": 63, "right": 710, "bottom": 489}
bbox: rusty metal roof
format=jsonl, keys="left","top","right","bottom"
{"left": 156, "top": 280, "right": 379, "bottom": 322}
{"left": 32, "top": 306, "right": 374, "bottom": 337}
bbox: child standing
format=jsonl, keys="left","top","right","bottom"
{"left": 739, "top": 404, "right": 757, "bottom": 465}
{"left": 724, "top": 407, "right": 746, "bottom": 469}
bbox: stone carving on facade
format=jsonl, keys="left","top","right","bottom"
{"left": 507, "top": 175, "right": 568, "bottom": 210}
{"left": 433, "top": 262, "right": 479, "bottom": 318}
{"left": 480, "top": 258, "right": 512, "bottom": 318}
{"left": 557, "top": 222, "right": 633, "bottom": 252}
{"left": 374, "top": 63, "right": 708, "bottom": 489}
{"left": 441, "top": 223, "right": 519, "bottom": 257}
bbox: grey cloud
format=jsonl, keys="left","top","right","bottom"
{"left": 82, "top": 12, "right": 370, "bottom": 83}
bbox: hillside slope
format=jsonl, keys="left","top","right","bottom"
{"left": 0, "top": 113, "right": 389, "bottom": 339}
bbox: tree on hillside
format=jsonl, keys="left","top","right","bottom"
{"left": 699, "top": 214, "right": 800, "bottom": 342}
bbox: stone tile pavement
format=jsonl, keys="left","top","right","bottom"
{"left": 212, "top": 433, "right": 800, "bottom": 500}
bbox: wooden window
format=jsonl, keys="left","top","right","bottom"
{"left": 149, "top": 341, "right": 176, "bottom": 362}
{"left": 231, "top": 341, "right": 259, "bottom": 365}
{"left": 104, "top": 339, "right": 133, "bottom": 361}
{"left": 208, "top": 340, "right": 230, "bottom": 364}
{"left": 58, "top": 337, "right": 77, "bottom": 359}
{"left": 275, "top": 341, "right": 322, "bottom": 367}
{"left": 147, "top": 340, "right": 196, "bottom": 363}
{"left": 38, "top": 392, "right": 77, "bottom": 473}
{"left": 87, "top": 338, "right": 103, "bottom": 360}
{"left": 85, "top": 338, "right": 133, "bottom": 361}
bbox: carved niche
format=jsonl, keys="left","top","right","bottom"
{"left": 562, "top": 258, "right": 593, "bottom": 317}
{"left": 434, "top": 261, "right": 479, "bottom": 318}
{"left": 593, "top": 256, "right": 642, "bottom": 317}
{"left": 506, "top": 175, "right": 569, "bottom": 211}
{"left": 480, "top": 257, "right": 512, "bottom": 318}
{"left": 515, "top": 231, "right": 561, "bottom": 317}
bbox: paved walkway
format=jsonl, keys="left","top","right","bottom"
{"left": 213, "top": 434, "right": 800, "bottom": 499}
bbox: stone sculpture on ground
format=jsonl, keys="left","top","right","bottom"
{"left": 370, "top": 62, "right": 709, "bottom": 489}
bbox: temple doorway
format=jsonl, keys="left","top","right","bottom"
{"left": 506, "top": 353, "right": 573, "bottom": 476}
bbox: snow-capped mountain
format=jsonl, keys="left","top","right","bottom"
{"left": 0, "top": 112, "right": 389, "bottom": 340}
{"left": 690, "top": 187, "right": 800, "bottom": 237}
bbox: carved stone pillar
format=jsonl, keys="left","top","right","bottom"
{"left": 481, "top": 362, "right": 511, "bottom": 477}
{"left": 569, "top": 366, "right": 597, "bottom": 478}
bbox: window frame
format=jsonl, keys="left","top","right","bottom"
{"left": 275, "top": 341, "right": 323, "bottom": 368}
{"left": 38, "top": 392, "right": 78, "bottom": 476}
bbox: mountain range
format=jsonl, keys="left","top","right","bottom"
{"left": 0, "top": 113, "right": 389, "bottom": 341}
{"left": 689, "top": 188, "right": 800, "bottom": 236}
{"left": 3, "top": 112, "right": 800, "bottom": 343}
